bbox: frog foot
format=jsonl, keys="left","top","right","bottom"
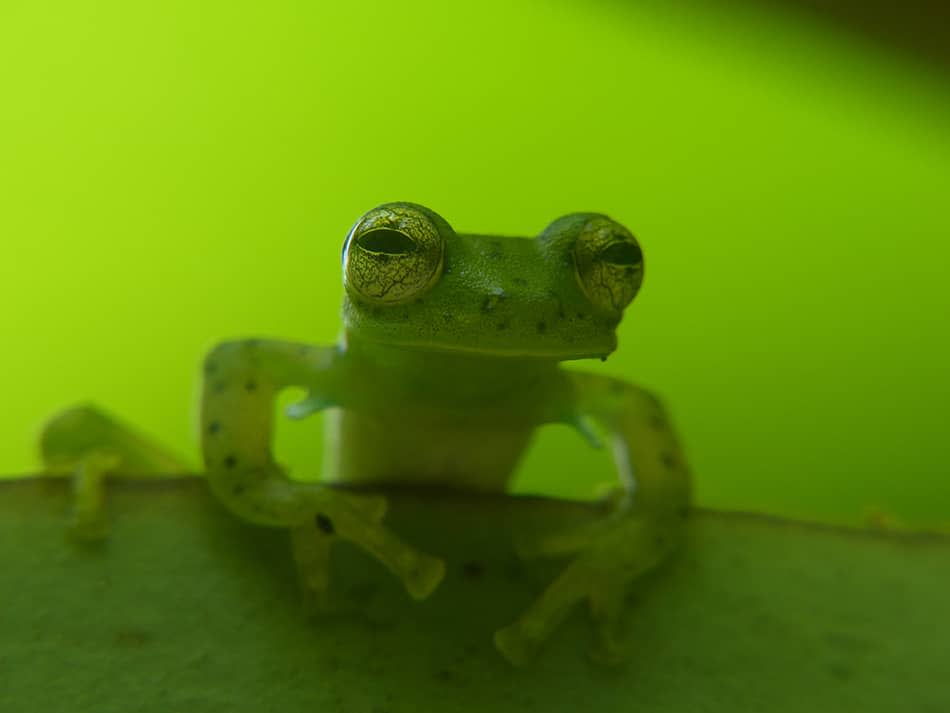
{"left": 40, "top": 404, "right": 194, "bottom": 542}
{"left": 291, "top": 489, "right": 445, "bottom": 606}
{"left": 494, "top": 508, "right": 676, "bottom": 666}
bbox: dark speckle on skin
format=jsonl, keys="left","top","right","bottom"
{"left": 203, "top": 360, "right": 217, "bottom": 375}
{"left": 462, "top": 561, "right": 485, "bottom": 580}
{"left": 244, "top": 380, "right": 257, "bottom": 392}
{"left": 223, "top": 454, "right": 237, "bottom": 469}
{"left": 660, "top": 452, "right": 676, "bottom": 469}
{"left": 207, "top": 421, "right": 221, "bottom": 435}
{"left": 434, "top": 669, "right": 454, "bottom": 684}
{"left": 213, "top": 381, "right": 228, "bottom": 393}
{"left": 496, "top": 320, "right": 509, "bottom": 331}
{"left": 315, "top": 513, "right": 335, "bottom": 535}
{"left": 536, "top": 321, "right": 547, "bottom": 334}
{"left": 576, "top": 312, "right": 586, "bottom": 320}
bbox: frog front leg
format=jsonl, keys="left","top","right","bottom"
{"left": 494, "top": 372, "right": 691, "bottom": 665}
{"left": 200, "top": 339, "right": 445, "bottom": 601}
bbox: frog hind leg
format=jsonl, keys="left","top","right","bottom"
{"left": 495, "top": 515, "right": 672, "bottom": 666}
{"left": 39, "top": 404, "right": 193, "bottom": 541}
{"left": 495, "top": 372, "right": 691, "bottom": 666}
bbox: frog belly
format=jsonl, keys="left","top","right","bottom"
{"left": 321, "top": 409, "right": 533, "bottom": 492}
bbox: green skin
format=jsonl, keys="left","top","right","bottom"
{"left": 39, "top": 203, "right": 690, "bottom": 666}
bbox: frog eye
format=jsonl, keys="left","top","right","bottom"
{"left": 573, "top": 217, "right": 644, "bottom": 314}
{"left": 342, "top": 204, "right": 445, "bottom": 305}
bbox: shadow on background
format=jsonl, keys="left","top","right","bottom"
{"left": 741, "top": 0, "right": 950, "bottom": 72}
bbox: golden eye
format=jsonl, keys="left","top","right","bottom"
{"left": 342, "top": 204, "right": 445, "bottom": 305}
{"left": 573, "top": 217, "right": 644, "bottom": 314}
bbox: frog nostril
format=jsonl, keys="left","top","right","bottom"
{"left": 357, "top": 228, "right": 416, "bottom": 255}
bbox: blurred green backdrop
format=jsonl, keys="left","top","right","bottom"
{"left": 1, "top": 0, "right": 948, "bottom": 526}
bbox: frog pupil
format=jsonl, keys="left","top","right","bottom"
{"left": 357, "top": 228, "right": 416, "bottom": 255}
{"left": 600, "top": 241, "right": 642, "bottom": 266}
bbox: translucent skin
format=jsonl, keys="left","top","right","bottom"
{"left": 40, "top": 202, "right": 690, "bottom": 665}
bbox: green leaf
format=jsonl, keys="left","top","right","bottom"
{"left": 2, "top": 478, "right": 948, "bottom": 712}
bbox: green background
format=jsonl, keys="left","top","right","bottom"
{"left": 2, "top": 0, "right": 948, "bottom": 525}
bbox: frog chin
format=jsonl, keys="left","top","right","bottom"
{"left": 343, "top": 331, "right": 616, "bottom": 363}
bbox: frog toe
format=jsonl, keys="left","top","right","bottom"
{"left": 403, "top": 553, "right": 446, "bottom": 601}
{"left": 493, "top": 621, "right": 544, "bottom": 667}
{"left": 65, "top": 515, "right": 111, "bottom": 543}
{"left": 587, "top": 628, "right": 629, "bottom": 666}
{"left": 587, "top": 580, "right": 630, "bottom": 665}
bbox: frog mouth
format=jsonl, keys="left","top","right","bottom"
{"left": 414, "top": 341, "right": 612, "bottom": 361}
{"left": 345, "top": 332, "right": 615, "bottom": 362}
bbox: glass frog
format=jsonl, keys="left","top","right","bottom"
{"left": 39, "top": 203, "right": 690, "bottom": 665}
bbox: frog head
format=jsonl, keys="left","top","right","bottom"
{"left": 340, "top": 203, "right": 644, "bottom": 361}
